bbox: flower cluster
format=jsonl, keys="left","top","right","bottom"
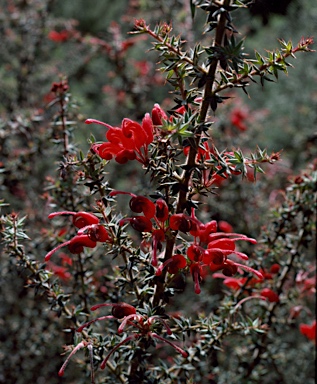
{"left": 111, "top": 189, "right": 262, "bottom": 294}
{"left": 111, "top": 190, "right": 168, "bottom": 266}
{"left": 87, "top": 112, "right": 154, "bottom": 164}
{"left": 156, "top": 210, "right": 263, "bottom": 294}
{"left": 45, "top": 211, "right": 110, "bottom": 261}
{"left": 214, "top": 263, "right": 281, "bottom": 302}
{"left": 57, "top": 302, "right": 188, "bottom": 376}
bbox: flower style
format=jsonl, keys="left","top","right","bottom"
{"left": 45, "top": 211, "right": 110, "bottom": 261}
{"left": 86, "top": 112, "right": 154, "bottom": 164}
{"left": 75, "top": 302, "right": 188, "bottom": 371}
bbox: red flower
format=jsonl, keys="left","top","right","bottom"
{"left": 73, "top": 302, "right": 188, "bottom": 373}
{"left": 169, "top": 213, "right": 197, "bottom": 233}
{"left": 120, "top": 216, "right": 153, "bottom": 232}
{"left": 151, "top": 103, "right": 168, "bottom": 125}
{"left": 230, "top": 108, "right": 248, "bottom": 132}
{"left": 155, "top": 198, "right": 169, "bottom": 222}
{"left": 156, "top": 254, "right": 187, "bottom": 276}
{"left": 260, "top": 288, "right": 279, "bottom": 303}
{"left": 45, "top": 211, "right": 110, "bottom": 261}
{"left": 157, "top": 211, "right": 262, "bottom": 294}
{"left": 87, "top": 112, "right": 154, "bottom": 164}
{"left": 48, "top": 30, "right": 70, "bottom": 43}
{"left": 48, "top": 211, "right": 100, "bottom": 228}
{"left": 218, "top": 220, "right": 233, "bottom": 233}
{"left": 110, "top": 191, "right": 156, "bottom": 219}
{"left": 270, "top": 263, "right": 281, "bottom": 274}
{"left": 299, "top": 320, "right": 316, "bottom": 342}
{"left": 112, "top": 192, "right": 169, "bottom": 266}
{"left": 46, "top": 262, "right": 71, "bottom": 281}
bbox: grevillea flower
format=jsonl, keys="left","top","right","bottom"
{"left": 48, "top": 30, "right": 71, "bottom": 43}
{"left": 299, "top": 320, "right": 316, "bottom": 342}
{"left": 151, "top": 103, "right": 168, "bottom": 125}
{"left": 48, "top": 211, "right": 100, "bottom": 228}
{"left": 260, "top": 288, "right": 279, "bottom": 302}
{"left": 45, "top": 211, "right": 110, "bottom": 261}
{"left": 87, "top": 113, "right": 154, "bottom": 164}
{"left": 74, "top": 302, "right": 188, "bottom": 372}
{"left": 112, "top": 191, "right": 168, "bottom": 266}
{"left": 169, "top": 213, "right": 198, "bottom": 233}
{"left": 230, "top": 108, "right": 248, "bottom": 132}
{"left": 156, "top": 254, "right": 187, "bottom": 276}
{"left": 155, "top": 198, "right": 169, "bottom": 222}
{"left": 156, "top": 209, "right": 263, "bottom": 294}
{"left": 110, "top": 191, "right": 156, "bottom": 219}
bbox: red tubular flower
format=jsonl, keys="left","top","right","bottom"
{"left": 78, "top": 224, "right": 110, "bottom": 242}
{"left": 151, "top": 103, "right": 168, "bottom": 125}
{"left": 223, "top": 277, "right": 247, "bottom": 290}
{"left": 218, "top": 220, "right": 233, "bottom": 233}
{"left": 187, "top": 244, "right": 205, "bottom": 262}
{"left": 230, "top": 108, "right": 248, "bottom": 132}
{"left": 91, "top": 302, "right": 137, "bottom": 319}
{"left": 155, "top": 198, "right": 169, "bottom": 222}
{"left": 86, "top": 112, "right": 154, "bottom": 164}
{"left": 48, "top": 211, "right": 100, "bottom": 228}
{"left": 110, "top": 190, "right": 156, "bottom": 219}
{"left": 129, "top": 196, "right": 156, "bottom": 219}
{"left": 58, "top": 341, "right": 87, "bottom": 377}
{"left": 46, "top": 262, "right": 71, "bottom": 281}
{"left": 299, "top": 320, "right": 316, "bottom": 342}
{"left": 260, "top": 288, "right": 279, "bottom": 303}
{"left": 48, "top": 30, "right": 70, "bottom": 43}
{"left": 120, "top": 216, "right": 153, "bottom": 232}
{"left": 76, "top": 303, "right": 188, "bottom": 372}
{"left": 45, "top": 235, "right": 96, "bottom": 261}
{"left": 155, "top": 254, "right": 187, "bottom": 276}
{"left": 191, "top": 220, "right": 217, "bottom": 241}
{"left": 66, "top": 235, "right": 97, "bottom": 254}
{"left": 270, "top": 263, "right": 281, "bottom": 274}
{"left": 202, "top": 233, "right": 263, "bottom": 279}
{"left": 169, "top": 213, "right": 194, "bottom": 233}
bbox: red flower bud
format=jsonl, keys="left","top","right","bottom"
{"left": 222, "top": 262, "right": 238, "bottom": 277}
{"left": 129, "top": 195, "right": 156, "bottom": 219}
{"left": 167, "top": 254, "right": 187, "bottom": 274}
{"left": 299, "top": 320, "right": 316, "bottom": 342}
{"left": 115, "top": 149, "right": 136, "bottom": 164}
{"left": 155, "top": 198, "right": 169, "bottom": 222}
{"left": 120, "top": 216, "right": 153, "bottom": 232}
{"left": 151, "top": 103, "right": 168, "bottom": 125}
{"left": 90, "top": 302, "right": 137, "bottom": 319}
{"left": 270, "top": 263, "right": 280, "bottom": 274}
{"left": 169, "top": 214, "right": 193, "bottom": 233}
{"left": 260, "top": 288, "right": 279, "bottom": 303}
{"left": 87, "top": 225, "right": 109, "bottom": 242}
{"left": 111, "top": 303, "right": 137, "bottom": 319}
{"left": 187, "top": 244, "right": 204, "bottom": 262}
